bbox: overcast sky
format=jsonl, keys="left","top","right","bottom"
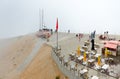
{"left": 0, "top": 0, "right": 120, "bottom": 38}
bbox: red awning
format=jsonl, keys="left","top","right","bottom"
{"left": 103, "top": 40, "right": 120, "bottom": 45}
{"left": 109, "top": 41, "right": 120, "bottom": 45}
{"left": 104, "top": 43, "right": 117, "bottom": 50}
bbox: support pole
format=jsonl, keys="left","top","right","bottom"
{"left": 57, "top": 31, "right": 58, "bottom": 50}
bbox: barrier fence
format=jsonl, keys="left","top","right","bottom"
{"left": 51, "top": 48, "right": 117, "bottom": 79}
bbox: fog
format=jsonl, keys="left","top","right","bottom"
{"left": 0, "top": 0, "right": 120, "bottom": 38}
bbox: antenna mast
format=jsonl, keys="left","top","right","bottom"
{"left": 42, "top": 9, "right": 44, "bottom": 29}
{"left": 39, "top": 8, "right": 41, "bottom": 30}
{"left": 39, "top": 8, "right": 44, "bottom": 30}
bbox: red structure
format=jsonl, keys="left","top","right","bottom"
{"left": 102, "top": 41, "right": 120, "bottom": 56}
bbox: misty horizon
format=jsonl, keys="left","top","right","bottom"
{"left": 0, "top": 0, "right": 120, "bottom": 39}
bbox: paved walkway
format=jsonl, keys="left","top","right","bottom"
{"left": 17, "top": 33, "right": 73, "bottom": 73}
{"left": 17, "top": 38, "right": 45, "bottom": 72}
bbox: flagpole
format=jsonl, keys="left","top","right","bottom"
{"left": 57, "top": 30, "right": 58, "bottom": 50}
{"left": 56, "top": 18, "right": 58, "bottom": 50}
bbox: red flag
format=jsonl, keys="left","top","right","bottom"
{"left": 56, "top": 18, "right": 58, "bottom": 31}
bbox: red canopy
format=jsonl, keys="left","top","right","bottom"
{"left": 109, "top": 40, "right": 120, "bottom": 45}
{"left": 104, "top": 43, "right": 117, "bottom": 50}
{"left": 103, "top": 40, "right": 120, "bottom": 45}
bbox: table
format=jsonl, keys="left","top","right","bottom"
{"left": 91, "top": 76, "right": 99, "bottom": 79}
{"left": 78, "top": 56, "right": 84, "bottom": 60}
{"left": 71, "top": 53, "right": 75, "bottom": 56}
{"left": 82, "top": 61, "right": 87, "bottom": 66}
{"left": 109, "top": 58, "right": 114, "bottom": 65}
{"left": 82, "top": 46, "right": 88, "bottom": 48}
{"left": 90, "top": 51, "right": 96, "bottom": 55}
{"left": 88, "top": 59, "right": 95, "bottom": 67}
{"left": 94, "top": 54, "right": 101, "bottom": 61}
{"left": 109, "top": 72, "right": 117, "bottom": 77}
{"left": 95, "top": 43, "right": 100, "bottom": 48}
{"left": 86, "top": 51, "right": 89, "bottom": 54}
{"left": 64, "top": 59, "right": 68, "bottom": 63}
{"left": 71, "top": 64, "right": 75, "bottom": 69}
{"left": 80, "top": 49, "right": 85, "bottom": 53}
{"left": 69, "top": 53, "right": 75, "bottom": 60}
{"left": 64, "top": 58, "right": 68, "bottom": 67}
{"left": 80, "top": 68, "right": 88, "bottom": 79}
{"left": 70, "top": 63, "right": 76, "bottom": 71}
{"left": 94, "top": 63, "right": 101, "bottom": 70}
{"left": 84, "top": 41, "right": 90, "bottom": 45}
{"left": 80, "top": 69, "right": 88, "bottom": 74}
{"left": 109, "top": 58, "right": 113, "bottom": 60}
{"left": 101, "top": 58, "right": 105, "bottom": 64}
{"left": 82, "top": 46, "right": 88, "bottom": 51}
{"left": 88, "top": 59, "right": 95, "bottom": 63}
{"left": 94, "top": 54, "right": 101, "bottom": 58}
{"left": 102, "top": 64, "right": 109, "bottom": 70}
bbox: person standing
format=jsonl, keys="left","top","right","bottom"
{"left": 91, "top": 30, "right": 96, "bottom": 50}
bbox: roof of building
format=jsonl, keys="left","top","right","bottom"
{"left": 104, "top": 43, "right": 117, "bottom": 50}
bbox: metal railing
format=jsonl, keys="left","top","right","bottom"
{"left": 51, "top": 48, "right": 118, "bottom": 79}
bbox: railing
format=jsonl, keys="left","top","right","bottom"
{"left": 51, "top": 49, "right": 80, "bottom": 79}
{"left": 51, "top": 47, "right": 117, "bottom": 79}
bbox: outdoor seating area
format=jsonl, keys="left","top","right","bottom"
{"left": 67, "top": 40, "right": 120, "bottom": 78}
{"left": 52, "top": 34, "right": 120, "bottom": 79}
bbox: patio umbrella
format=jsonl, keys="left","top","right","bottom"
{"left": 83, "top": 52, "right": 86, "bottom": 61}
{"left": 77, "top": 46, "right": 81, "bottom": 56}
{"left": 98, "top": 56, "right": 101, "bottom": 66}
{"left": 105, "top": 48, "right": 108, "bottom": 57}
